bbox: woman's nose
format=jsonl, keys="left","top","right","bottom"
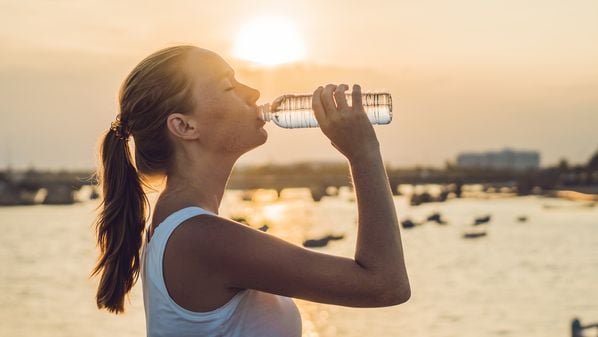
{"left": 248, "top": 86, "right": 260, "bottom": 103}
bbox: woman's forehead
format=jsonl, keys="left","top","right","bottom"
{"left": 188, "top": 49, "right": 232, "bottom": 82}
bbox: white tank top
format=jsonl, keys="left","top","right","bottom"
{"left": 140, "top": 206, "right": 302, "bottom": 337}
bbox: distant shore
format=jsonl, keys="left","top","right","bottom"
{"left": 545, "top": 189, "right": 598, "bottom": 202}
{"left": 1, "top": 165, "right": 597, "bottom": 206}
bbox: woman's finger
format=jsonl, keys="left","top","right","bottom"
{"left": 321, "top": 84, "right": 338, "bottom": 115}
{"left": 334, "top": 84, "right": 350, "bottom": 111}
{"left": 312, "top": 86, "right": 326, "bottom": 124}
{"left": 351, "top": 84, "right": 363, "bottom": 113}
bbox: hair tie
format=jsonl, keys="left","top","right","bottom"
{"left": 110, "top": 115, "right": 131, "bottom": 141}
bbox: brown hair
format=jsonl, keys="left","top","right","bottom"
{"left": 91, "top": 45, "right": 197, "bottom": 314}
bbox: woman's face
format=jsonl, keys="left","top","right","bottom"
{"left": 184, "top": 48, "right": 267, "bottom": 155}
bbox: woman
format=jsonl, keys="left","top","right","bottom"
{"left": 92, "top": 45, "right": 410, "bottom": 336}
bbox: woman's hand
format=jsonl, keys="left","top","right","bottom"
{"left": 312, "top": 84, "right": 380, "bottom": 162}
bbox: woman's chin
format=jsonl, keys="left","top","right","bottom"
{"left": 258, "top": 127, "right": 268, "bottom": 142}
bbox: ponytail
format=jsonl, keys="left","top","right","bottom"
{"left": 92, "top": 128, "right": 149, "bottom": 314}
{"left": 91, "top": 45, "right": 196, "bottom": 314}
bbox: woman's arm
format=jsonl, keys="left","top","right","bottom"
{"left": 313, "top": 83, "right": 410, "bottom": 300}
{"left": 350, "top": 149, "right": 410, "bottom": 301}
{"left": 167, "top": 83, "right": 410, "bottom": 307}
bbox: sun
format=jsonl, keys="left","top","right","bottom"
{"left": 233, "top": 16, "right": 306, "bottom": 67}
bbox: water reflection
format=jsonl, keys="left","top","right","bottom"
{"left": 1, "top": 189, "right": 597, "bottom": 337}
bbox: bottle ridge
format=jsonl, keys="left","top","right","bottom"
{"left": 259, "top": 92, "right": 392, "bottom": 129}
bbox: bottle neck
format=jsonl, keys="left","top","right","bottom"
{"left": 258, "top": 103, "right": 272, "bottom": 122}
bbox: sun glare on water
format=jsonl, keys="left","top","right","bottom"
{"left": 233, "top": 16, "right": 306, "bottom": 67}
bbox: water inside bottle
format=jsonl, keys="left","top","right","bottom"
{"left": 271, "top": 105, "right": 392, "bottom": 128}
{"left": 260, "top": 93, "right": 392, "bottom": 129}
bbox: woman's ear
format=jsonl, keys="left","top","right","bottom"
{"left": 166, "top": 113, "right": 200, "bottom": 140}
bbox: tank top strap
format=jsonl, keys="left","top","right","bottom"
{"left": 150, "top": 206, "right": 217, "bottom": 247}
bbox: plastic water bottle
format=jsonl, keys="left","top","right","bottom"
{"left": 259, "top": 92, "right": 392, "bottom": 129}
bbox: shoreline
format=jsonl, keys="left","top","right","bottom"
{"left": 545, "top": 189, "right": 598, "bottom": 202}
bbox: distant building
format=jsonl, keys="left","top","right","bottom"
{"left": 457, "top": 149, "right": 540, "bottom": 170}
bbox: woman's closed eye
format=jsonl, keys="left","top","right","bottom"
{"left": 226, "top": 86, "right": 235, "bottom": 91}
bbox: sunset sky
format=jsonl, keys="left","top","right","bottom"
{"left": 1, "top": 0, "right": 597, "bottom": 170}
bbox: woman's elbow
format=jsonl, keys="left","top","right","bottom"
{"left": 393, "top": 286, "right": 412, "bottom": 305}
{"left": 376, "top": 283, "right": 411, "bottom": 306}
{"left": 386, "top": 285, "right": 411, "bottom": 306}
{"left": 366, "top": 272, "right": 411, "bottom": 307}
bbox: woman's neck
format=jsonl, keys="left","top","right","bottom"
{"left": 163, "top": 153, "right": 238, "bottom": 215}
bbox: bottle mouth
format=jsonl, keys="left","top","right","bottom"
{"left": 258, "top": 103, "right": 271, "bottom": 122}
